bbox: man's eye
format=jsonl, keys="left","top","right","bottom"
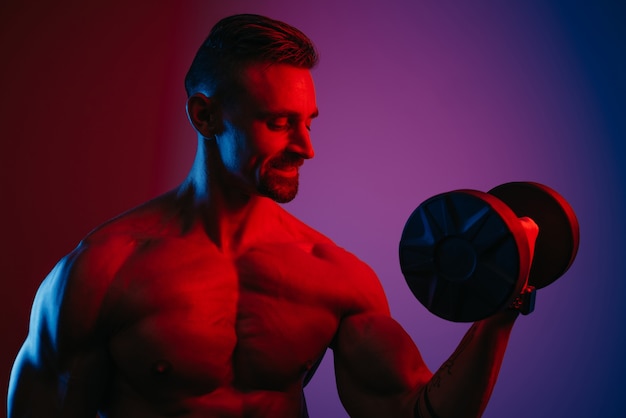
{"left": 267, "top": 117, "right": 290, "bottom": 130}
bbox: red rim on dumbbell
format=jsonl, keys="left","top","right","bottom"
{"left": 399, "top": 190, "right": 532, "bottom": 322}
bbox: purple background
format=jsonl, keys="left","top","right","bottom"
{"left": 2, "top": 1, "right": 625, "bottom": 416}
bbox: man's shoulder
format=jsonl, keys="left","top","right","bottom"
{"left": 53, "top": 192, "right": 179, "bottom": 289}
{"left": 29, "top": 220, "right": 146, "bottom": 349}
{"left": 34, "top": 194, "right": 179, "bottom": 334}
{"left": 83, "top": 190, "right": 180, "bottom": 246}
{"left": 274, "top": 204, "right": 387, "bottom": 297}
{"left": 274, "top": 205, "right": 375, "bottom": 269}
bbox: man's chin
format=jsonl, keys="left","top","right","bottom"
{"left": 272, "top": 193, "right": 297, "bottom": 204}
{"left": 258, "top": 176, "right": 299, "bottom": 203}
{"left": 263, "top": 186, "right": 298, "bottom": 203}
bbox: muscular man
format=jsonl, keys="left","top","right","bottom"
{"left": 8, "top": 14, "right": 538, "bottom": 418}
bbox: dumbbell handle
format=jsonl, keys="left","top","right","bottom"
{"left": 489, "top": 182, "right": 579, "bottom": 290}
{"left": 509, "top": 285, "right": 536, "bottom": 315}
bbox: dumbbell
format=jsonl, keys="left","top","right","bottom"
{"left": 398, "top": 182, "right": 579, "bottom": 322}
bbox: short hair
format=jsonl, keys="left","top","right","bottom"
{"left": 184, "top": 14, "right": 319, "bottom": 98}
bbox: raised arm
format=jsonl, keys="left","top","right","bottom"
{"left": 8, "top": 240, "right": 124, "bottom": 418}
{"left": 333, "top": 212, "right": 539, "bottom": 418}
{"left": 334, "top": 309, "right": 518, "bottom": 418}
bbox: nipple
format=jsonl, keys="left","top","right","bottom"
{"left": 151, "top": 360, "right": 172, "bottom": 376}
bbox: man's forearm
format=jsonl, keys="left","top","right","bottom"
{"left": 415, "top": 311, "right": 519, "bottom": 418}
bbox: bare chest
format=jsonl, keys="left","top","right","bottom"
{"left": 105, "top": 238, "right": 361, "bottom": 401}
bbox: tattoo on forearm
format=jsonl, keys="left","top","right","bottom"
{"left": 432, "top": 324, "right": 478, "bottom": 388}
{"left": 415, "top": 324, "right": 481, "bottom": 417}
{"left": 415, "top": 388, "right": 442, "bottom": 418}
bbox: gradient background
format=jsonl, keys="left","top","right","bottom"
{"left": 2, "top": 1, "right": 625, "bottom": 417}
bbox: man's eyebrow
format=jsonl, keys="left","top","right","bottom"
{"left": 258, "top": 108, "right": 320, "bottom": 119}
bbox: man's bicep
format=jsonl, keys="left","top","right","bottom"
{"left": 333, "top": 313, "right": 431, "bottom": 418}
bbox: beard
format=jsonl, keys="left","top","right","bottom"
{"left": 257, "top": 153, "right": 304, "bottom": 203}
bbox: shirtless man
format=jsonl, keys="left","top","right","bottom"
{"left": 8, "top": 14, "right": 538, "bottom": 418}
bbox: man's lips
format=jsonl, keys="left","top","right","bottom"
{"left": 268, "top": 154, "right": 304, "bottom": 175}
{"left": 270, "top": 164, "right": 300, "bottom": 177}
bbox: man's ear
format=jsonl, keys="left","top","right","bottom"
{"left": 186, "top": 93, "right": 223, "bottom": 138}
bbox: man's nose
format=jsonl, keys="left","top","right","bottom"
{"left": 289, "top": 124, "right": 315, "bottom": 159}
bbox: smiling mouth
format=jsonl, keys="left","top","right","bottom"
{"left": 268, "top": 154, "right": 304, "bottom": 176}
{"left": 273, "top": 165, "right": 299, "bottom": 174}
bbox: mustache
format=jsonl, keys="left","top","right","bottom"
{"left": 268, "top": 152, "right": 304, "bottom": 170}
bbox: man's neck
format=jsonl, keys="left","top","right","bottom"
{"left": 177, "top": 143, "right": 280, "bottom": 255}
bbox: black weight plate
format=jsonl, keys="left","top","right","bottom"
{"left": 489, "top": 182, "right": 579, "bottom": 289}
{"left": 399, "top": 190, "right": 530, "bottom": 322}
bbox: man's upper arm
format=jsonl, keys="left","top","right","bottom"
{"left": 9, "top": 336, "right": 111, "bottom": 418}
{"left": 334, "top": 312, "right": 432, "bottom": 418}
{"left": 8, "top": 239, "right": 128, "bottom": 417}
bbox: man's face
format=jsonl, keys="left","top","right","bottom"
{"left": 215, "top": 63, "right": 318, "bottom": 203}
